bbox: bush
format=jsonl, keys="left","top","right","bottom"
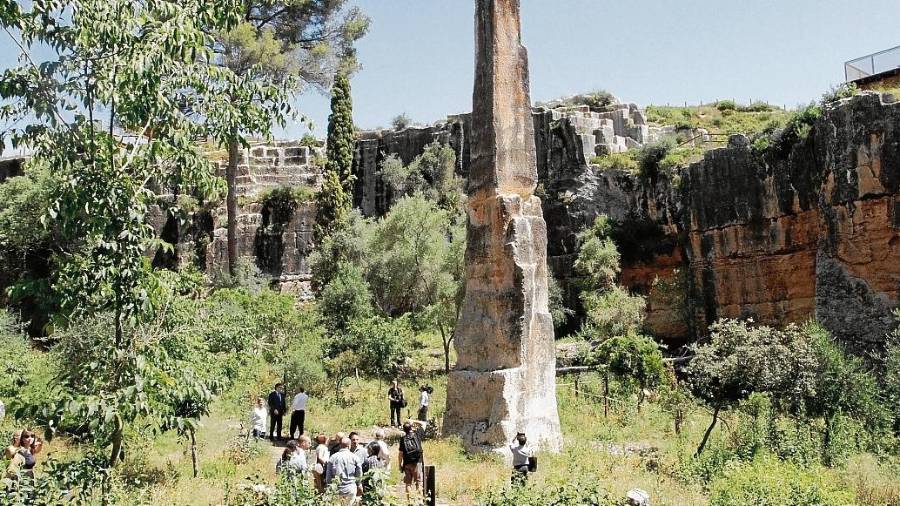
{"left": 318, "top": 262, "right": 373, "bottom": 333}
{"left": 716, "top": 100, "right": 737, "bottom": 111}
{"left": 476, "top": 478, "right": 615, "bottom": 505}
{"left": 391, "top": 113, "right": 412, "bottom": 131}
{"left": 708, "top": 456, "right": 854, "bottom": 506}
{"left": 581, "top": 286, "right": 646, "bottom": 341}
{"left": 636, "top": 138, "right": 676, "bottom": 180}
{"left": 822, "top": 83, "right": 859, "bottom": 103}
{"left": 585, "top": 333, "right": 665, "bottom": 409}
{"left": 325, "top": 315, "right": 412, "bottom": 380}
{"left": 0, "top": 312, "right": 29, "bottom": 399}
{"left": 590, "top": 151, "right": 638, "bottom": 172}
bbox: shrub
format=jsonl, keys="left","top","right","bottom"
{"left": 476, "top": 478, "right": 615, "bottom": 505}
{"left": 325, "top": 314, "right": 412, "bottom": 380}
{"left": 391, "top": 113, "right": 412, "bottom": 131}
{"left": 0, "top": 312, "right": 29, "bottom": 399}
{"left": 686, "top": 319, "right": 817, "bottom": 455}
{"left": 636, "top": 138, "right": 676, "bottom": 180}
{"left": 581, "top": 286, "right": 646, "bottom": 341}
{"left": 590, "top": 151, "right": 638, "bottom": 172}
{"left": 708, "top": 456, "right": 854, "bottom": 506}
{"left": 822, "top": 83, "right": 859, "bottom": 103}
{"left": 318, "top": 262, "right": 374, "bottom": 333}
{"left": 716, "top": 100, "right": 737, "bottom": 111}
{"left": 586, "top": 333, "right": 665, "bottom": 409}
{"left": 573, "top": 215, "right": 620, "bottom": 292}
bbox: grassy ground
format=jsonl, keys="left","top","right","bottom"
{"left": 7, "top": 339, "right": 899, "bottom": 505}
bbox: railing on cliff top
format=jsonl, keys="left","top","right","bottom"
{"left": 845, "top": 45, "right": 900, "bottom": 82}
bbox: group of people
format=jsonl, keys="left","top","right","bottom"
{"left": 250, "top": 383, "right": 309, "bottom": 442}
{"left": 3, "top": 428, "right": 43, "bottom": 481}
{"left": 387, "top": 380, "right": 432, "bottom": 426}
{"left": 271, "top": 423, "right": 428, "bottom": 504}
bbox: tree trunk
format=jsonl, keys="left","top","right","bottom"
{"left": 603, "top": 374, "right": 610, "bottom": 418}
{"left": 190, "top": 428, "right": 199, "bottom": 478}
{"left": 695, "top": 405, "right": 721, "bottom": 457}
{"left": 438, "top": 325, "right": 451, "bottom": 374}
{"left": 226, "top": 136, "right": 240, "bottom": 276}
{"left": 109, "top": 425, "right": 123, "bottom": 467}
{"left": 638, "top": 388, "right": 645, "bottom": 413}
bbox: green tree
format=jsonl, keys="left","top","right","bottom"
{"left": 315, "top": 72, "right": 356, "bottom": 243}
{"left": 573, "top": 215, "right": 620, "bottom": 292}
{"left": 887, "top": 311, "right": 900, "bottom": 434}
{"left": 687, "top": 319, "right": 813, "bottom": 456}
{"left": 309, "top": 210, "right": 371, "bottom": 293}
{"left": 0, "top": 0, "right": 294, "bottom": 466}
{"left": 367, "top": 195, "right": 452, "bottom": 315}
{"left": 318, "top": 262, "right": 373, "bottom": 333}
{"left": 585, "top": 333, "right": 665, "bottom": 413}
{"left": 789, "top": 323, "right": 886, "bottom": 464}
{"left": 380, "top": 142, "right": 462, "bottom": 211}
{"left": 218, "top": 1, "right": 369, "bottom": 276}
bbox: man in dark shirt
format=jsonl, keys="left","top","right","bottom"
{"left": 267, "top": 383, "right": 286, "bottom": 441}
{"left": 387, "top": 380, "right": 404, "bottom": 427}
{"left": 398, "top": 420, "right": 426, "bottom": 503}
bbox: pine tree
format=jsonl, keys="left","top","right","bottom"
{"left": 316, "top": 73, "right": 356, "bottom": 243}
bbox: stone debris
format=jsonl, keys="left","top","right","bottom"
{"left": 626, "top": 488, "right": 651, "bottom": 506}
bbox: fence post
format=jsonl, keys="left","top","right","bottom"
{"left": 425, "top": 465, "right": 436, "bottom": 506}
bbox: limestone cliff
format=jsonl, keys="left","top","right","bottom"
{"left": 350, "top": 92, "right": 900, "bottom": 348}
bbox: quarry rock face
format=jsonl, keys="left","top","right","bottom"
{"left": 443, "top": 0, "right": 562, "bottom": 454}
{"left": 350, "top": 93, "right": 900, "bottom": 349}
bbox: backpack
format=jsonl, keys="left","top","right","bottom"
{"left": 401, "top": 433, "right": 422, "bottom": 463}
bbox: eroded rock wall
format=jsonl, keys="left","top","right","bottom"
{"left": 351, "top": 93, "right": 900, "bottom": 348}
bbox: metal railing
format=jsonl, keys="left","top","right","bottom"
{"left": 845, "top": 45, "right": 900, "bottom": 82}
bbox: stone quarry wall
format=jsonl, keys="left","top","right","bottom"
{"left": 350, "top": 93, "right": 900, "bottom": 348}
{"left": 156, "top": 141, "right": 324, "bottom": 298}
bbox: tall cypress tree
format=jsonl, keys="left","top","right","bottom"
{"left": 316, "top": 73, "right": 355, "bottom": 242}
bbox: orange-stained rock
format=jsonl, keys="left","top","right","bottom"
{"left": 444, "top": 0, "right": 562, "bottom": 456}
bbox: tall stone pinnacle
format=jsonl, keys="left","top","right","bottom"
{"left": 443, "top": 0, "right": 563, "bottom": 455}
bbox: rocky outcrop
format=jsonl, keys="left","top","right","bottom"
{"left": 350, "top": 93, "right": 900, "bottom": 349}
{"left": 443, "top": 0, "right": 562, "bottom": 455}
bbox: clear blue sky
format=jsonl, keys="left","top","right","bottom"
{"left": 285, "top": 0, "right": 900, "bottom": 137}
{"left": 2, "top": 1, "right": 898, "bottom": 141}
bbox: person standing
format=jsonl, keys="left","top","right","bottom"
{"left": 325, "top": 437, "right": 363, "bottom": 506}
{"left": 313, "top": 433, "right": 331, "bottom": 493}
{"left": 5, "top": 429, "right": 41, "bottom": 480}
{"left": 250, "top": 397, "right": 267, "bottom": 439}
{"left": 275, "top": 440, "right": 301, "bottom": 475}
{"left": 289, "top": 387, "right": 309, "bottom": 439}
{"left": 369, "top": 429, "right": 391, "bottom": 469}
{"left": 387, "top": 380, "right": 404, "bottom": 427}
{"left": 349, "top": 432, "right": 367, "bottom": 464}
{"left": 509, "top": 431, "right": 534, "bottom": 486}
{"left": 267, "top": 383, "right": 286, "bottom": 441}
{"left": 398, "top": 421, "right": 426, "bottom": 503}
{"left": 4, "top": 429, "right": 22, "bottom": 459}
{"left": 417, "top": 385, "right": 430, "bottom": 421}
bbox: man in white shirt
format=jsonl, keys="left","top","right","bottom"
{"left": 289, "top": 387, "right": 309, "bottom": 439}
{"left": 509, "top": 431, "right": 534, "bottom": 486}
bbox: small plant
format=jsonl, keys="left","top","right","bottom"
{"left": 391, "top": 113, "right": 412, "bottom": 131}
{"left": 822, "top": 82, "right": 859, "bottom": 103}
{"left": 299, "top": 133, "right": 323, "bottom": 148}
{"left": 591, "top": 151, "right": 638, "bottom": 172}
{"left": 708, "top": 456, "right": 854, "bottom": 506}
{"left": 716, "top": 100, "right": 737, "bottom": 111}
